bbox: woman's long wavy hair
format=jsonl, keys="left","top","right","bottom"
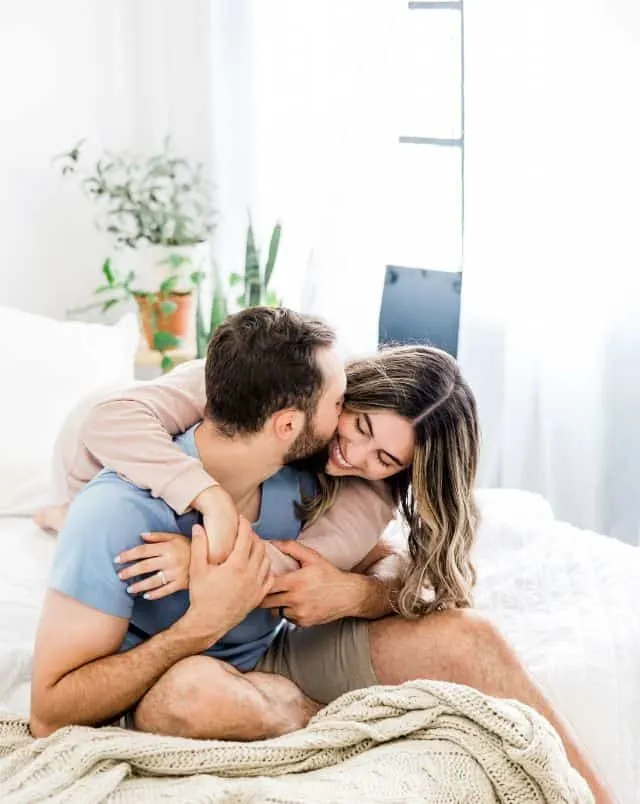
{"left": 301, "top": 344, "right": 480, "bottom": 617}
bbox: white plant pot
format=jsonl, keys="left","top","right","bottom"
{"left": 114, "top": 242, "right": 211, "bottom": 293}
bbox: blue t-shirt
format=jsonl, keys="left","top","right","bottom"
{"left": 49, "top": 425, "right": 312, "bottom": 671}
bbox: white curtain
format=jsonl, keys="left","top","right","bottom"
{"left": 459, "top": 0, "right": 640, "bottom": 543}
{"left": 209, "top": 1, "right": 400, "bottom": 357}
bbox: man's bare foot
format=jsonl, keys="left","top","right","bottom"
{"left": 34, "top": 504, "right": 68, "bottom": 533}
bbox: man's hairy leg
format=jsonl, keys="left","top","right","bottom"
{"left": 133, "top": 655, "right": 321, "bottom": 740}
{"left": 370, "top": 610, "right": 614, "bottom": 804}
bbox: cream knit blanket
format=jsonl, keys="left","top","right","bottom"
{"left": 0, "top": 680, "right": 593, "bottom": 803}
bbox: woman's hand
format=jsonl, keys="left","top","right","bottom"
{"left": 114, "top": 532, "right": 191, "bottom": 600}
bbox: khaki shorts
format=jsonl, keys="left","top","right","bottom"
{"left": 254, "top": 618, "right": 380, "bottom": 705}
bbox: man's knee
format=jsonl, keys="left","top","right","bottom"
{"left": 133, "top": 656, "right": 216, "bottom": 736}
{"left": 425, "top": 608, "right": 514, "bottom": 681}
{"left": 373, "top": 607, "right": 513, "bottom": 685}
{"left": 436, "top": 608, "right": 501, "bottom": 640}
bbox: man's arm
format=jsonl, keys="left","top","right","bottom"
{"left": 337, "top": 572, "right": 398, "bottom": 620}
{"left": 337, "top": 533, "right": 408, "bottom": 619}
{"left": 30, "top": 591, "right": 212, "bottom": 737}
{"left": 31, "top": 520, "right": 271, "bottom": 737}
{"left": 260, "top": 541, "right": 400, "bottom": 627}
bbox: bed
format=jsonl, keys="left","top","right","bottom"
{"left": 0, "top": 307, "right": 638, "bottom": 802}
{"left": 0, "top": 492, "right": 638, "bottom": 802}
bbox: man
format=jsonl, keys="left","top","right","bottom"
{"left": 30, "top": 307, "right": 347, "bottom": 736}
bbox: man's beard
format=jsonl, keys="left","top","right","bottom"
{"left": 283, "top": 418, "right": 331, "bottom": 463}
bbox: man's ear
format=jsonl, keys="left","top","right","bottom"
{"left": 270, "top": 408, "right": 305, "bottom": 444}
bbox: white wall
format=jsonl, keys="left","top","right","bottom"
{"left": 0, "top": 0, "right": 213, "bottom": 320}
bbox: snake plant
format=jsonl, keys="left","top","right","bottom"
{"left": 195, "top": 220, "right": 282, "bottom": 358}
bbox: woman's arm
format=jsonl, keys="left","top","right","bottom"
{"left": 53, "top": 360, "right": 238, "bottom": 562}
{"left": 297, "top": 479, "right": 395, "bottom": 570}
{"left": 63, "top": 360, "right": 211, "bottom": 514}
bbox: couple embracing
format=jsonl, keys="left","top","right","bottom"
{"left": 30, "top": 306, "right": 610, "bottom": 802}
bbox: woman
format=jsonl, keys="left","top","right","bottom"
{"left": 39, "top": 344, "right": 480, "bottom": 617}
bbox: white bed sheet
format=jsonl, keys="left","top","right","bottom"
{"left": 0, "top": 490, "right": 638, "bottom": 803}
{"left": 0, "top": 517, "right": 56, "bottom": 717}
{"left": 473, "top": 504, "right": 640, "bottom": 804}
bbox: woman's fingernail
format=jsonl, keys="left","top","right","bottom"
{"left": 114, "top": 555, "right": 122, "bottom": 564}
{"left": 126, "top": 586, "right": 135, "bottom": 594}
{"left": 141, "top": 532, "right": 150, "bottom": 537}
{"left": 118, "top": 572, "right": 124, "bottom": 579}
{"left": 143, "top": 593, "right": 150, "bottom": 600}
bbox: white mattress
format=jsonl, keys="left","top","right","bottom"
{"left": 0, "top": 490, "right": 638, "bottom": 804}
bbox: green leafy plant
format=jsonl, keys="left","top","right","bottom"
{"left": 59, "top": 139, "right": 215, "bottom": 371}
{"left": 195, "top": 219, "right": 282, "bottom": 358}
{"left": 56, "top": 138, "right": 215, "bottom": 247}
{"left": 231, "top": 219, "right": 282, "bottom": 308}
{"left": 78, "top": 254, "right": 206, "bottom": 372}
{"left": 195, "top": 263, "right": 229, "bottom": 360}
{"left": 75, "top": 252, "right": 201, "bottom": 315}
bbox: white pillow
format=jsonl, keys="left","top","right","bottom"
{"left": 0, "top": 307, "right": 139, "bottom": 515}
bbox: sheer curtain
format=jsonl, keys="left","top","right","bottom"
{"left": 459, "top": 1, "right": 640, "bottom": 542}
{"left": 209, "top": 1, "right": 400, "bottom": 357}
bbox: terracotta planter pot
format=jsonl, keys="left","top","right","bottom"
{"left": 134, "top": 291, "right": 193, "bottom": 351}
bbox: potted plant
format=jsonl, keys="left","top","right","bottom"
{"left": 58, "top": 139, "right": 215, "bottom": 370}
{"left": 195, "top": 219, "right": 282, "bottom": 358}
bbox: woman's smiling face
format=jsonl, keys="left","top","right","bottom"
{"left": 324, "top": 408, "right": 415, "bottom": 480}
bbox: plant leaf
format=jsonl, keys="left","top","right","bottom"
{"left": 210, "top": 289, "right": 228, "bottom": 333}
{"left": 195, "top": 292, "right": 208, "bottom": 359}
{"left": 264, "top": 222, "right": 282, "bottom": 287}
{"left": 228, "top": 272, "right": 244, "bottom": 287}
{"left": 101, "top": 298, "right": 121, "bottom": 314}
{"left": 153, "top": 330, "right": 181, "bottom": 351}
{"left": 248, "top": 281, "right": 261, "bottom": 307}
{"left": 265, "top": 289, "right": 280, "bottom": 307}
{"left": 244, "top": 219, "right": 260, "bottom": 294}
{"left": 163, "top": 253, "right": 190, "bottom": 270}
{"left": 159, "top": 275, "right": 179, "bottom": 295}
{"left": 159, "top": 300, "right": 177, "bottom": 316}
{"left": 102, "top": 258, "right": 115, "bottom": 285}
{"left": 161, "top": 354, "right": 174, "bottom": 373}
{"left": 66, "top": 300, "right": 104, "bottom": 315}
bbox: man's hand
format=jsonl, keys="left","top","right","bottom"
{"left": 178, "top": 518, "right": 273, "bottom": 649}
{"left": 259, "top": 541, "right": 377, "bottom": 627}
{"left": 192, "top": 485, "right": 239, "bottom": 564}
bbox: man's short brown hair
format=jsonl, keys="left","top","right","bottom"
{"left": 205, "top": 307, "right": 336, "bottom": 436}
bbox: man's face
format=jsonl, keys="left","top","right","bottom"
{"left": 283, "top": 345, "right": 346, "bottom": 462}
